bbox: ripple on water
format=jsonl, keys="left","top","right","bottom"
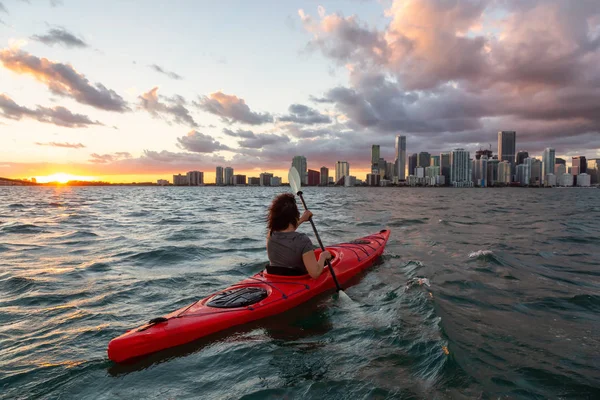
{"left": 0, "top": 276, "right": 38, "bottom": 295}
{"left": 1, "top": 223, "right": 47, "bottom": 234}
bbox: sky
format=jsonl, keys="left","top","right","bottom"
{"left": 1, "top": 0, "right": 599, "bottom": 183}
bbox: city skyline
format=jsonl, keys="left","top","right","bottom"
{"left": 1, "top": 1, "right": 600, "bottom": 183}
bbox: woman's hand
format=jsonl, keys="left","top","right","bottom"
{"left": 319, "top": 251, "right": 332, "bottom": 262}
{"left": 299, "top": 210, "right": 313, "bottom": 224}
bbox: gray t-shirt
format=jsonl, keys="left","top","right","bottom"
{"left": 267, "top": 231, "right": 314, "bottom": 274}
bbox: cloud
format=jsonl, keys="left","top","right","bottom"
{"left": 195, "top": 92, "right": 273, "bottom": 125}
{"left": 89, "top": 152, "right": 132, "bottom": 164}
{"left": 0, "top": 3, "right": 7, "bottom": 14}
{"left": 31, "top": 28, "right": 88, "bottom": 48}
{"left": 0, "top": 93, "right": 102, "bottom": 127}
{"left": 35, "top": 142, "right": 85, "bottom": 149}
{"left": 50, "top": 0, "right": 63, "bottom": 7}
{"left": 149, "top": 64, "right": 183, "bottom": 80}
{"left": 138, "top": 87, "right": 198, "bottom": 127}
{"left": 223, "top": 128, "right": 256, "bottom": 139}
{"left": 296, "top": 1, "right": 600, "bottom": 158}
{"left": 279, "top": 104, "right": 331, "bottom": 124}
{"left": 0, "top": 48, "right": 129, "bottom": 112}
{"left": 237, "top": 133, "right": 290, "bottom": 149}
{"left": 176, "top": 130, "right": 231, "bottom": 153}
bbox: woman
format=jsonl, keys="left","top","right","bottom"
{"left": 266, "top": 193, "right": 332, "bottom": 278}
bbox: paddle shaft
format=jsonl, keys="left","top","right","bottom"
{"left": 297, "top": 191, "right": 342, "bottom": 292}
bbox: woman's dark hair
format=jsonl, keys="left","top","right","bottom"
{"left": 268, "top": 193, "right": 300, "bottom": 233}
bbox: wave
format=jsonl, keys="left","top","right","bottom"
{"left": 524, "top": 294, "right": 600, "bottom": 313}
{"left": 124, "top": 245, "right": 220, "bottom": 265}
{"left": 1, "top": 224, "right": 47, "bottom": 234}
{"left": 0, "top": 276, "right": 37, "bottom": 294}
{"left": 388, "top": 218, "right": 428, "bottom": 227}
{"left": 468, "top": 250, "right": 504, "bottom": 265}
{"left": 8, "top": 203, "right": 26, "bottom": 208}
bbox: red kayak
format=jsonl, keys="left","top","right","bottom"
{"left": 108, "top": 229, "right": 391, "bottom": 363}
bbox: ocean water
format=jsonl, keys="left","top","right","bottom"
{"left": 0, "top": 186, "right": 599, "bottom": 400}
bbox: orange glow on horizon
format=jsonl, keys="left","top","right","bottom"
{"left": 34, "top": 173, "right": 98, "bottom": 184}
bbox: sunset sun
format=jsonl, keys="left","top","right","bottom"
{"left": 34, "top": 173, "right": 96, "bottom": 184}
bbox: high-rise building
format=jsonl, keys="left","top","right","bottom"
{"left": 526, "top": 158, "right": 542, "bottom": 186}
{"left": 385, "top": 162, "right": 394, "bottom": 180}
{"left": 450, "top": 149, "right": 471, "bottom": 186}
{"left": 475, "top": 148, "right": 493, "bottom": 160}
{"left": 248, "top": 177, "right": 260, "bottom": 186}
{"left": 487, "top": 159, "right": 499, "bottom": 187}
{"left": 307, "top": 169, "right": 320, "bottom": 186}
{"left": 541, "top": 148, "right": 555, "bottom": 185}
{"left": 417, "top": 152, "right": 431, "bottom": 169}
{"left": 186, "top": 171, "right": 204, "bottom": 186}
{"left": 498, "top": 131, "right": 516, "bottom": 176}
{"left": 516, "top": 150, "right": 529, "bottom": 166}
{"left": 320, "top": 166, "right": 329, "bottom": 186}
{"left": 586, "top": 159, "right": 600, "bottom": 184}
{"left": 366, "top": 173, "right": 380, "bottom": 186}
{"left": 440, "top": 152, "right": 451, "bottom": 186}
{"left": 371, "top": 145, "right": 380, "bottom": 173}
{"left": 270, "top": 176, "right": 282, "bottom": 186}
{"left": 335, "top": 161, "right": 349, "bottom": 183}
{"left": 233, "top": 174, "right": 246, "bottom": 185}
{"left": 572, "top": 156, "right": 587, "bottom": 175}
{"left": 292, "top": 156, "right": 308, "bottom": 185}
{"left": 425, "top": 165, "right": 440, "bottom": 177}
{"left": 555, "top": 164, "right": 566, "bottom": 177}
{"left": 395, "top": 135, "right": 406, "bottom": 180}
{"left": 560, "top": 173, "right": 573, "bottom": 187}
{"left": 408, "top": 153, "right": 418, "bottom": 176}
{"left": 516, "top": 164, "right": 529, "bottom": 186}
{"left": 430, "top": 155, "right": 440, "bottom": 167}
{"left": 173, "top": 174, "right": 188, "bottom": 186}
{"left": 215, "top": 166, "right": 224, "bottom": 185}
{"left": 224, "top": 167, "right": 234, "bottom": 186}
{"left": 378, "top": 158, "right": 386, "bottom": 179}
{"left": 555, "top": 158, "right": 566, "bottom": 165}
{"left": 344, "top": 175, "right": 356, "bottom": 187}
{"left": 473, "top": 156, "right": 488, "bottom": 187}
{"left": 498, "top": 161, "right": 511, "bottom": 185}
{"left": 259, "top": 172, "right": 273, "bottom": 186}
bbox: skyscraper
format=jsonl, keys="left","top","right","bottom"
{"left": 371, "top": 145, "right": 380, "bottom": 173}
{"left": 224, "top": 167, "right": 234, "bottom": 186}
{"left": 555, "top": 158, "right": 566, "bottom": 165}
{"left": 335, "top": 161, "right": 349, "bottom": 184}
{"left": 440, "top": 152, "right": 451, "bottom": 186}
{"left": 430, "top": 155, "right": 440, "bottom": 167}
{"left": 395, "top": 135, "right": 406, "bottom": 180}
{"left": 186, "top": 171, "right": 204, "bottom": 186}
{"left": 320, "top": 166, "right": 329, "bottom": 186}
{"left": 450, "top": 149, "right": 471, "bottom": 186}
{"left": 307, "top": 169, "right": 320, "bottom": 186}
{"left": 541, "top": 148, "right": 555, "bottom": 185}
{"left": 516, "top": 151, "right": 529, "bottom": 166}
{"left": 587, "top": 159, "right": 600, "bottom": 184}
{"left": 526, "top": 158, "right": 542, "bottom": 186}
{"left": 378, "top": 158, "right": 386, "bottom": 179}
{"left": 215, "top": 166, "right": 224, "bottom": 185}
{"left": 417, "top": 152, "right": 431, "bottom": 169}
{"left": 498, "top": 131, "right": 516, "bottom": 177}
{"left": 572, "top": 156, "right": 587, "bottom": 175}
{"left": 408, "top": 153, "right": 418, "bottom": 176}
{"left": 292, "top": 156, "right": 307, "bottom": 185}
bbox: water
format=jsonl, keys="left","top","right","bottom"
{"left": 1, "top": 186, "right": 599, "bottom": 399}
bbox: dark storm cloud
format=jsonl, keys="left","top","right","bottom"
{"left": 149, "top": 64, "right": 183, "bottom": 80}
{"left": 195, "top": 92, "right": 273, "bottom": 125}
{"left": 138, "top": 87, "right": 198, "bottom": 127}
{"left": 279, "top": 104, "right": 331, "bottom": 125}
{"left": 31, "top": 28, "right": 88, "bottom": 48}
{"left": 176, "top": 130, "right": 231, "bottom": 153}
{"left": 0, "top": 48, "right": 129, "bottom": 112}
{"left": 0, "top": 93, "right": 102, "bottom": 127}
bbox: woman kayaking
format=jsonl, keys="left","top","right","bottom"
{"left": 266, "top": 193, "right": 331, "bottom": 278}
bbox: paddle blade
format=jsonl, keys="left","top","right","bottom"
{"left": 288, "top": 166, "right": 301, "bottom": 194}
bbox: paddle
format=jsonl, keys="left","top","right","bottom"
{"left": 288, "top": 167, "right": 351, "bottom": 300}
